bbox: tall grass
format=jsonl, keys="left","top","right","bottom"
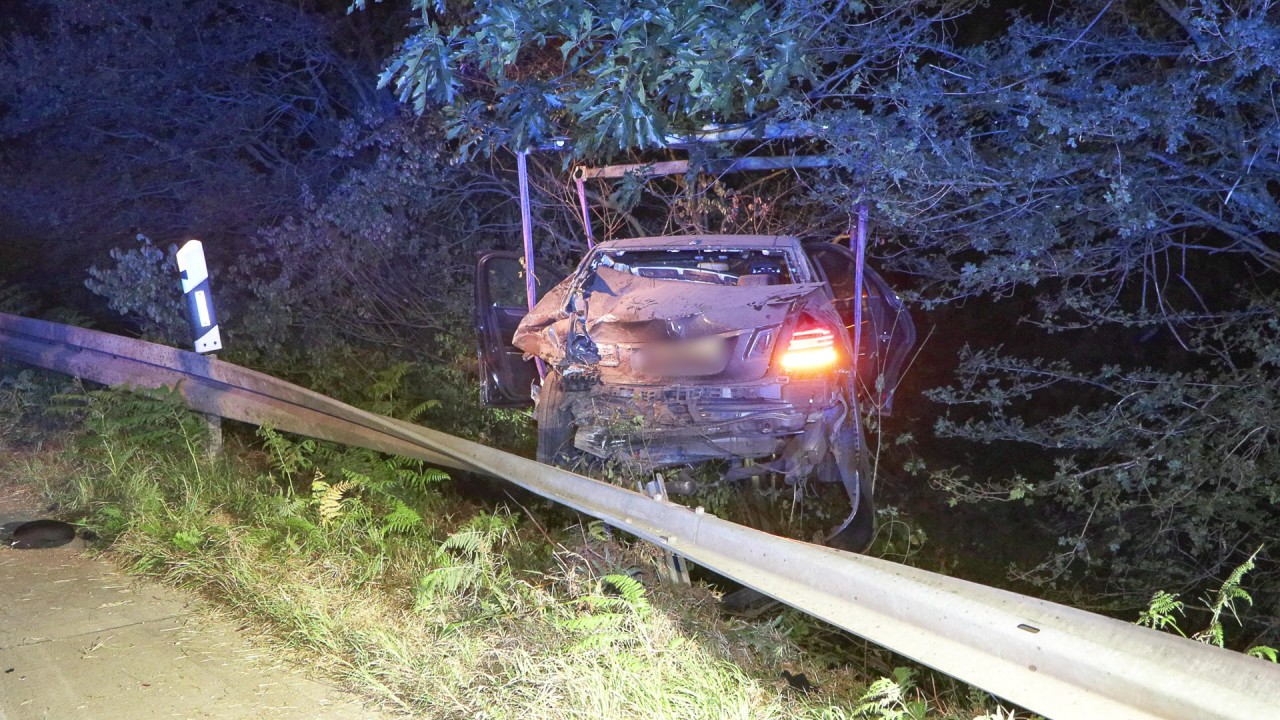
{"left": 0, "top": 385, "right": 1013, "bottom": 719}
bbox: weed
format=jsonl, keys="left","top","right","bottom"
{"left": 1137, "top": 546, "right": 1278, "bottom": 661}
{"left": 852, "top": 667, "right": 928, "bottom": 720}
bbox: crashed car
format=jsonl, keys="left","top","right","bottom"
{"left": 475, "top": 235, "right": 915, "bottom": 550}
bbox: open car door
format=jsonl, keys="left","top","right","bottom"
{"left": 804, "top": 243, "right": 917, "bottom": 413}
{"left": 475, "top": 251, "right": 564, "bottom": 407}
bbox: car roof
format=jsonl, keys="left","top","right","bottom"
{"left": 595, "top": 234, "right": 801, "bottom": 251}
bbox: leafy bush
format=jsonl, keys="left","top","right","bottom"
{"left": 86, "top": 112, "right": 535, "bottom": 453}
{"left": 928, "top": 296, "right": 1280, "bottom": 642}
{"left": 84, "top": 236, "right": 187, "bottom": 345}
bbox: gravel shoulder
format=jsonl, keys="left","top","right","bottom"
{"left": 0, "top": 481, "right": 387, "bottom": 720}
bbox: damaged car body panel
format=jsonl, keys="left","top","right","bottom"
{"left": 476, "top": 234, "right": 915, "bottom": 550}
{"left": 515, "top": 267, "right": 843, "bottom": 466}
{"left": 514, "top": 266, "right": 833, "bottom": 380}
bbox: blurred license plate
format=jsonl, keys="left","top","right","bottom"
{"left": 635, "top": 337, "right": 729, "bottom": 375}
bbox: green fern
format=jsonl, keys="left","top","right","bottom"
{"left": 586, "top": 520, "right": 611, "bottom": 542}
{"left": 600, "top": 574, "right": 649, "bottom": 612}
{"left": 1248, "top": 645, "right": 1279, "bottom": 662}
{"left": 404, "top": 398, "right": 441, "bottom": 422}
{"left": 562, "top": 610, "right": 630, "bottom": 651}
{"left": 367, "top": 362, "right": 413, "bottom": 405}
{"left": 445, "top": 511, "right": 518, "bottom": 553}
{"left": 852, "top": 668, "right": 927, "bottom": 719}
{"left": 362, "top": 362, "right": 442, "bottom": 420}
{"left": 257, "top": 423, "right": 316, "bottom": 481}
{"left": 558, "top": 573, "right": 651, "bottom": 651}
{"left": 382, "top": 500, "right": 423, "bottom": 535}
{"left": 1192, "top": 546, "right": 1264, "bottom": 649}
{"left": 338, "top": 467, "right": 374, "bottom": 487}
{"left": 562, "top": 612, "right": 628, "bottom": 632}
{"left": 1137, "top": 591, "right": 1186, "bottom": 634}
{"left": 416, "top": 563, "right": 485, "bottom": 608}
{"left": 437, "top": 528, "right": 494, "bottom": 562}
{"left": 414, "top": 511, "right": 520, "bottom": 613}
{"left": 1138, "top": 546, "right": 1276, "bottom": 661}
{"left": 172, "top": 528, "right": 207, "bottom": 552}
{"left": 58, "top": 386, "right": 207, "bottom": 458}
{"left": 397, "top": 464, "right": 450, "bottom": 494}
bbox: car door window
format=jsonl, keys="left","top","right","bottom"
{"left": 474, "top": 252, "right": 568, "bottom": 407}
{"left": 486, "top": 256, "right": 561, "bottom": 310}
{"left": 804, "top": 242, "right": 879, "bottom": 336}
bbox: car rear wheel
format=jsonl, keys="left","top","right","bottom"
{"left": 535, "top": 371, "right": 579, "bottom": 467}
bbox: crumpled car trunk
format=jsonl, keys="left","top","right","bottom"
{"left": 513, "top": 265, "right": 830, "bottom": 384}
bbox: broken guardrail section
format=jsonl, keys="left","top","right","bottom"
{"left": 1, "top": 311, "right": 1277, "bottom": 720}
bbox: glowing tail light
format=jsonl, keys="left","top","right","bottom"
{"left": 780, "top": 326, "right": 838, "bottom": 371}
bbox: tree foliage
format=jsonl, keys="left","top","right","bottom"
{"left": 829, "top": 1, "right": 1280, "bottom": 630}
{"left": 813, "top": 1, "right": 1280, "bottom": 301}
{"left": 930, "top": 299, "right": 1280, "bottom": 599}
{"left": 374, "top": 0, "right": 1277, "bottom": 286}
{"left": 363, "top": 0, "right": 971, "bottom": 155}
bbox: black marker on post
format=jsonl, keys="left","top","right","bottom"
{"left": 175, "top": 239, "right": 223, "bottom": 455}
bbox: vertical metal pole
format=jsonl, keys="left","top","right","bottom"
{"left": 643, "top": 474, "right": 691, "bottom": 585}
{"left": 517, "top": 150, "right": 546, "bottom": 379}
{"left": 575, "top": 175, "right": 596, "bottom": 249}
{"left": 517, "top": 150, "right": 538, "bottom": 312}
{"left": 851, "top": 202, "right": 868, "bottom": 374}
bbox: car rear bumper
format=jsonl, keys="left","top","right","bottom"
{"left": 568, "top": 378, "right": 841, "bottom": 468}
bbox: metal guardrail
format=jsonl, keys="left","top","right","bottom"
{"left": 2, "top": 311, "right": 1278, "bottom": 720}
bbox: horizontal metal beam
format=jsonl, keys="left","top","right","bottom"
{"left": 573, "top": 155, "right": 834, "bottom": 180}
{"left": 665, "top": 122, "right": 821, "bottom": 146}
{"left": 538, "top": 122, "right": 822, "bottom": 152}
{"left": 2, "top": 311, "right": 1277, "bottom": 720}
{"left": 0, "top": 318, "right": 466, "bottom": 472}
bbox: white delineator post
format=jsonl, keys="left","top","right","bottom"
{"left": 175, "top": 239, "right": 223, "bottom": 457}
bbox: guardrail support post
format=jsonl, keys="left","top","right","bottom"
{"left": 643, "top": 474, "right": 691, "bottom": 585}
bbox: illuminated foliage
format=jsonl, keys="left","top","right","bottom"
{"left": 362, "top": 0, "right": 962, "bottom": 155}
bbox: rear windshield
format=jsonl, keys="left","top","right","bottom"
{"left": 598, "top": 248, "right": 796, "bottom": 286}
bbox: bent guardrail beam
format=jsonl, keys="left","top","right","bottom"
{"left": 2, "top": 312, "right": 1277, "bottom": 720}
